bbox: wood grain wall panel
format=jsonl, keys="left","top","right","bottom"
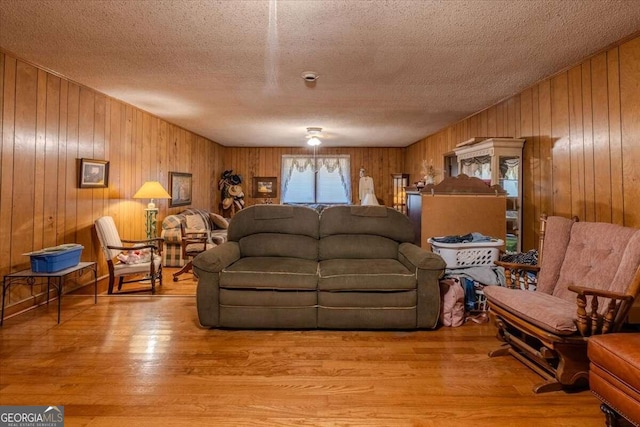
{"left": 0, "top": 53, "right": 13, "bottom": 281}
{"left": 568, "top": 66, "right": 586, "bottom": 221}
{"left": 405, "top": 35, "right": 640, "bottom": 250}
{"left": 620, "top": 37, "right": 640, "bottom": 228}
{"left": 581, "top": 61, "right": 596, "bottom": 222}
{"left": 519, "top": 88, "right": 536, "bottom": 250}
{"left": 0, "top": 50, "right": 225, "bottom": 313}
{"left": 607, "top": 48, "right": 625, "bottom": 226}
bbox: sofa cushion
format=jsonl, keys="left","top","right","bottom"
{"left": 483, "top": 285, "right": 577, "bottom": 335}
{"left": 536, "top": 216, "right": 576, "bottom": 294}
{"left": 319, "top": 205, "right": 414, "bottom": 242}
{"left": 228, "top": 205, "right": 320, "bottom": 241}
{"left": 185, "top": 213, "right": 207, "bottom": 231}
{"left": 239, "top": 233, "right": 318, "bottom": 260}
{"left": 318, "top": 259, "right": 416, "bottom": 291}
{"left": 319, "top": 235, "right": 399, "bottom": 260}
{"left": 221, "top": 257, "right": 318, "bottom": 290}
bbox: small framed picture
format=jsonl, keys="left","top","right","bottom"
{"left": 252, "top": 177, "right": 278, "bottom": 198}
{"left": 169, "top": 172, "right": 192, "bottom": 207}
{"left": 79, "top": 158, "right": 109, "bottom": 188}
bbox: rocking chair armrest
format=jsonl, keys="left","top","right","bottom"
{"left": 494, "top": 260, "right": 540, "bottom": 272}
{"left": 106, "top": 244, "right": 158, "bottom": 253}
{"left": 568, "top": 285, "right": 634, "bottom": 302}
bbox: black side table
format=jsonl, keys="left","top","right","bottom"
{"left": 1, "top": 261, "right": 97, "bottom": 325}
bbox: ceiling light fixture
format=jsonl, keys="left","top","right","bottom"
{"left": 306, "top": 127, "right": 322, "bottom": 146}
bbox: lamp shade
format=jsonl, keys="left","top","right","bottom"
{"left": 133, "top": 181, "right": 171, "bottom": 209}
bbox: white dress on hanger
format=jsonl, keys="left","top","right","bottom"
{"left": 359, "top": 176, "right": 379, "bottom": 206}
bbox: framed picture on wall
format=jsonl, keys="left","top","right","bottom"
{"left": 169, "top": 172, "right": 192, "bottom": 207}
{"left": 252, "top": 177, "right": 278, "bottom": 198}
{"left": 79, "top": 158, "right": 109, "bottom": 188}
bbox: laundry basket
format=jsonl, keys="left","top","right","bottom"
{"left": 427, "top": 238, "right": 503, "bottom": 269}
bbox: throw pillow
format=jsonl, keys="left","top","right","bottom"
{"left": 210, "top": 213, "right": 229, "bottom": 229}
{"left": 185, "top": 214, "right": 206, "bottom": 232}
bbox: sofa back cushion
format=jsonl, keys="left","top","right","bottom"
{"left": 239, "top": 233, "right": 318, "bottom": 260}
{"left": 319, "top": 205, "right": 414, "bottom": 242}
{"left": 319, "top": 234, "right": 399, "bottom": 260}
{"left": 228, "top": 205, "right": 320, "bottom": 241}
{"left": 552, "top": 222, "right": 640, "bottom": 306}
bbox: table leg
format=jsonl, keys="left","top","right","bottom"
{"left": 57, "top": 277, "right": 62, "bottom": 324}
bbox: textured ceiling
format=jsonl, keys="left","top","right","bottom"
{"left": 1, "top": 0, "right": 639, "bottom": 147}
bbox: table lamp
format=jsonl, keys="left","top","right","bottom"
{"left": 133, "top": 181, "right": 171, "bottom": 239}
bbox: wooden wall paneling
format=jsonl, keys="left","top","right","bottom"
{"left": 91, "top": 93, "right": 106, "bottom": 259}
{"left": 487, "top": 105, "right": 497, "bottom": 137}
{"left": 590, "top": 52, "right": 613, "bottom": 223}
{"left": 520, "top": 88, "right": 536, "bottom": 250}
{"left": 34, "top": 69, "right": 47, "bottom": 253}
{"left": 77, "top": 87, "right": 96, "bottom": 259}
{"left": 550, "top": 73, "right": 572, "bottom": 217}
{"left": 12, "top": 61, "right": 38, "bottom": 271}
{"left": 568, "top": 65, "right": 586, "bottom": 221}
{"left": 581, "top": 61, "right": 596, "bottom": 222}
{"left": 44, "top": 74, "right": 61, "bottom": 249}
{"left": 64, "top": 84, "right": 79, "bottom": 246}
{"left": 0, "top": 54, "right": 15, "bottom": 279}
{"left": 620, "top": 37, "right": 640, "bottom": 228}
{"left": 121, "top": 104, "right": 133, "bottom": 238}
{"left": 607, "top": 47, "right": 625, "bottom": 225}
{"left": 538, "top": 80, "right": 553, "bottom": 220}
{"left": 530, "top": 85, "right": 542, "bottom": 248}
{"left": 56, "top": 77, "right": 68, "bottom": 246}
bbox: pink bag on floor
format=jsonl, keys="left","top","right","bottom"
{"left": 439, "top": 278, "right": 465, "bottom": 327}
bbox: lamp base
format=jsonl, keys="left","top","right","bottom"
{"left": 144, "top": 208, "right": 159, "bottom": 239}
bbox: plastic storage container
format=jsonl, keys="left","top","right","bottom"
{"left": 427, "top": 238, "right": 503, "bottom": 269}
{"left": 28, "top": 244, "right": 84, "bottom": 273}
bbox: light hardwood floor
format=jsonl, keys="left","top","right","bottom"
{"left": 0, "top": 270, "right": 605, "bottom": 427}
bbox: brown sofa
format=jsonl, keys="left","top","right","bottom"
{"left": 589, "top": 333, "right": 640, "bottom": 427}
{"left": 192, "top": 204, "right": 446, "bottom": 329}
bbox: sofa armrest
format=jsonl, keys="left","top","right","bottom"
{"left": 192, "top": 241, "right": 241, "bottom": 273}
{"left": 161, "top": 228, "right": 182, "bottom": 244}
{"left": 398, "top": 242, "right": 446, "bottom": 271}
{"left": 398, "top": 242, "right": 446, "bottom": 329}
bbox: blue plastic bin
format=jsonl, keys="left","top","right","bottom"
{"left": 29, "top": 245, "right": 84, "bottom": 273}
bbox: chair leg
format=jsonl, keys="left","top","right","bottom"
{"left": 118, "top": 277, "right": 124, "bottom": 291}
{"left": 108, "top": 275, "right": 115, "bottom": 294}
{"left": 173, "top": 261, "right": 193, "bottom": 281}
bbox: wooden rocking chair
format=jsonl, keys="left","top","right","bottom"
{"left": 484, "top": 214, "right": 640, "bottom": 393}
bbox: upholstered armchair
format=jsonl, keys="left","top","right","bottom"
{"left": 484, "top": 215, "right": 640, "bottom": 393}
{"left": 94, "top": 216, "right": 164, "bottom": 294}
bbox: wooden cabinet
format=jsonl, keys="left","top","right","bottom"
{"left": 453, "top": 137, "right": 525, "bottom": 252}
{"left": 406, "top": 189, "right": 422, "bottom": 245}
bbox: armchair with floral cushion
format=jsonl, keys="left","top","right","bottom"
{"left": 485, "top": 214, "right": 640, "bottom": 393}
{"left": 160, "top": 208, "right": 228, "bottom": 267}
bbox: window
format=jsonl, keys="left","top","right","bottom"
{"left": 281, "top": 155, "right": 351, "bottom": 204}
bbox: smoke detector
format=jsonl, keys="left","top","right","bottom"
{"left": 301, "top": 71, "right": 319, "bottom": 82}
